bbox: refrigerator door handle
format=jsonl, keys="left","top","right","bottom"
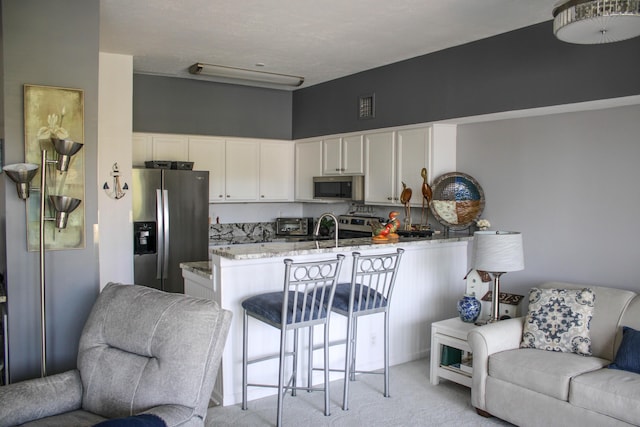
{"left": 162, "top": 189, "right": 170, "bottom": 278}
{"left": 156, "top": 189, "right": 164, "bottom": 279}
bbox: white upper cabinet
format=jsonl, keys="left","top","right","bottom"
{"left": 132, "top": 133, "right": 153, "bottom": 167}
{"left": 225, "top": 139, "right": 260, "bottom": 202}
{"left": 133, "top": 133, "right": 294, "bottom": 203}
{"left": 364, "top": 131, "right": 397, "bottom": 204}
{"left": 397, "top": 127, "right": 431, "bottom": 208}
{"left": 151, "top": 134, "right": 189, "bottom": 161}
{"left": 365, "top": 125, "right": 456, "bottom": 207}
{"left": 188, "top": 136, "right": 226, "bottom": 202}
{"left": 132, "top": 133, "right": 188, "bottom": 166}
{"left": 295, "top": 140, "right": 322, "bottom": 201}
{"left": 322, "top": 136, "right": 364, "bottom": 175}
{"left": 259, "top": 141, "right": 294, "bottom": 201}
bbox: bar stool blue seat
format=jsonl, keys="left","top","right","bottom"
{"left": 328, "top": 248, "right": 404, "bottom": 410}
{"left": 241, "top": 254, "right": 345, "bottom": 427}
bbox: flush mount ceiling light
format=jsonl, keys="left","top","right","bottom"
{"left": 188, "top": 63, "right": 304, "bottom": 88}
{"left": 553, "top": 0, "right": 640, "bottom": 44}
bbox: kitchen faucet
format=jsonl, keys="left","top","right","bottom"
{"left": 314, "top": 212, "right": 339, "bottom": 247}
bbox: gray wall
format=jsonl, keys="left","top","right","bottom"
{"left": 2, "top": 0, "right": 100, "bottom": 382}
{"left": 292, "top": 21, "right": 640, "bottom": 139}
{"left": 457, "top": 104, "right": 640, "bottom": 296}
{"left": 133, "top": 74, "right": 293, "bottom": 139}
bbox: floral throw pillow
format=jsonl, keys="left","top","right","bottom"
{"left": 520, "top": 287, "right": 595, "bottom": 356}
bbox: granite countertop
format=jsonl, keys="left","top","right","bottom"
{"left": 210, "top": 236, "right": 288, "bottom": 246}
{"left": 210, "top": 235, "right": 471, "bottom": 261}
{"left": 180, "top": 261, "right": 213, "bottom": 280}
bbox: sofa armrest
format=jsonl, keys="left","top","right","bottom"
{"left": 467, "top": 317, "right": 524, "bottom": 411}
{"left": 0, "top": 369, "right": 83, "bottom": 426}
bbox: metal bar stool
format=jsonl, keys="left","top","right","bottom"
{"left": 241, "top": 254, "right": 345, "bottom": 427}
{"left": 330, "top": 248, "right": 404, "bottom": 410}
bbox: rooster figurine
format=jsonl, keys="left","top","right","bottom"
{"left": 371, "top": 211, "right": 401, "bottom": 242}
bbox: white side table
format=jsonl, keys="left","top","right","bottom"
{"left": 430, "top": 317, "right": 480, "bottom": 387}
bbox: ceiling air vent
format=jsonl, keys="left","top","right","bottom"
{"left": 358, "top": 93, "right": 375, "bottom": 119}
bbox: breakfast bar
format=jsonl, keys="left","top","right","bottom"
{"left": 181, "top": 235, "right": 470, "bottom": 406}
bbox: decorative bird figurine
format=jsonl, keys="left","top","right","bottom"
{"left": 371, "top": 211, "right": 401, "bottom": 241}
{"left": 420, "top": 168, "right": 433, "bottom": 228}
{"left": 400, "top": 182, "right": 412, "bottom": 230}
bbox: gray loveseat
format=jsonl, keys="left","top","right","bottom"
{"left": 468, "top": 281, "right": 640, "bottom": 427}
{"left": 0, "top": 283, "right": 232, "bottom": 427}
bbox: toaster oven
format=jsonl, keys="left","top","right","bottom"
{"left": 275, "top": 217, "right": 314, "bottom": 237}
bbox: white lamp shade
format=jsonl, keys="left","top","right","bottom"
{"left": 472, "top": 231, "right": 524, "bottom": 273}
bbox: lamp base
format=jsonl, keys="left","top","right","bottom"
{"left": 488, "top": 272, "right": 505, "bottom": 323}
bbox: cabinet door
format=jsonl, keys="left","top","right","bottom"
{"left": 322, "top": 138, "right": 342, "bottom": 175}
{"left": 397, "top": 127, "right": 430, "bottom": 207}
{"left": 225, "top": 140, "right": 259, "bottom": 201}
{"left": 295, "top": 140, "right": 322, "bottom": 201}
{"left": 132, "top": 133, "right": 153, "bottom": 166}
{"left": 430, "top": 124, "right": 457, "bottom": 181}
{"left": 260, "top": 141, "right": 294, "bottom": 201}
{"left": 152, "top": 134, "right": 189, "bottom": 161}
{"left": 342, "top": 135, "right": 364, "bottom": 174}
{"left": 188, "top": 137, "right": 226, "bottom": 202}
{"left": 365, "top": 132, "right": 396, "bottom": 204}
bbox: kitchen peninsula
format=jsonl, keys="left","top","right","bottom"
{"left": 181, "top": 235, "right": 471, "bottom": 406}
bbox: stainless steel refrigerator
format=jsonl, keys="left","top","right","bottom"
{"left": 132, "top": 168, "right": 209, "bottom": 293}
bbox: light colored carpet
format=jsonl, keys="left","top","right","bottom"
{"left": 206, "top": 358, "right": 513, "bottom": 426}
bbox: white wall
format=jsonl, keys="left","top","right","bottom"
{"left": 98, "top": 53, "right": 134, "bottom": 288}
{"left": 457, "top": 103, "right": 640, "bottom": 295}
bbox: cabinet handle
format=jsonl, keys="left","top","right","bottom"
{"left": 226, "top": 195, "right": 230, "bottom": 198}
{"left": 387, "top": 196, "right": 393, "bottom": 200}
{"left": 335, "top": 168, "right": 340, "bottom": 171}
{"left": 218, "top": 195, "right": 223, "bottom": 198}
{"left": 261, "top": 195, "right": 265, "bottom": 198}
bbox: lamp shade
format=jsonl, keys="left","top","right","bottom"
{"left": 472, "top": 231, "right": 524, "bottom": 273}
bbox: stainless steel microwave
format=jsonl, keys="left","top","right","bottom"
{"left": 313, "top": 175, "right": 364, "bottom": 201}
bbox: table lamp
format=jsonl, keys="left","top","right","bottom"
{"left": 472, "top": 231, "right": 524, "bottom": 323}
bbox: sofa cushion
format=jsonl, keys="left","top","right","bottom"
{"left": 521, "top": 287, "right": 595, "bottom": 356}
{"left": 609, "top": 326, "right": 640, "bottom": 374}
{"left": 570, "top": 368, "right": 640, "bottom": 426}
{"left": 541, "top": 282, "right": 636, "bottom": 360}
{"left": 489, "top": 348, "right": 609, "bottom": 401}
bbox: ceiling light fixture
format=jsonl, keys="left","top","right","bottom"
{"left": 553, "top": 0, "right": 640, "bottom": 44}
{"left": 188, "top": 63, "right": 304, "bottom": 88}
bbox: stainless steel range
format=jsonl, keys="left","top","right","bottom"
{"left": 338, "top": 214, "right": 435, "bottom": 239}
{"left": 337, "top": 215, "right": 380, "bottom": 238}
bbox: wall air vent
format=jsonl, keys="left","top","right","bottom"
{"left": 358, "top": 93, "right": 375, "bottom": 119}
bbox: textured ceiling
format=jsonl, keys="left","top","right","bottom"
{"left": 100, "top": 0, "right": 559, "bottom": 89}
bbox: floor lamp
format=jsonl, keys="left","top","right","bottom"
{"left": 4, "top": 138, "right": 83, "bottom": 377}
{"left": 471, "top": 231, "right": 524, "bottom": 323}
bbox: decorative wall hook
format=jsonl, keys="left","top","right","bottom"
{"left": 103, "top": 162, "right": 128, "bottom": 200}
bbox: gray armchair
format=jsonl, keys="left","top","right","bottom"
{"left": 0, "top": 283, "right": 232, "bottom": 427}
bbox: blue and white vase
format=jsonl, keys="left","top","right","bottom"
{"left": 457, "top": 294, "right": 481, "bottom": 323}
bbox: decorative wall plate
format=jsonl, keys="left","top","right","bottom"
{"left": 430, "top": 172, "right": 485, "bottom": 230}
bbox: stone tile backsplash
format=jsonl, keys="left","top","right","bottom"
{"left": 209, "top": 222, "right": 276, "bottom": 245}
